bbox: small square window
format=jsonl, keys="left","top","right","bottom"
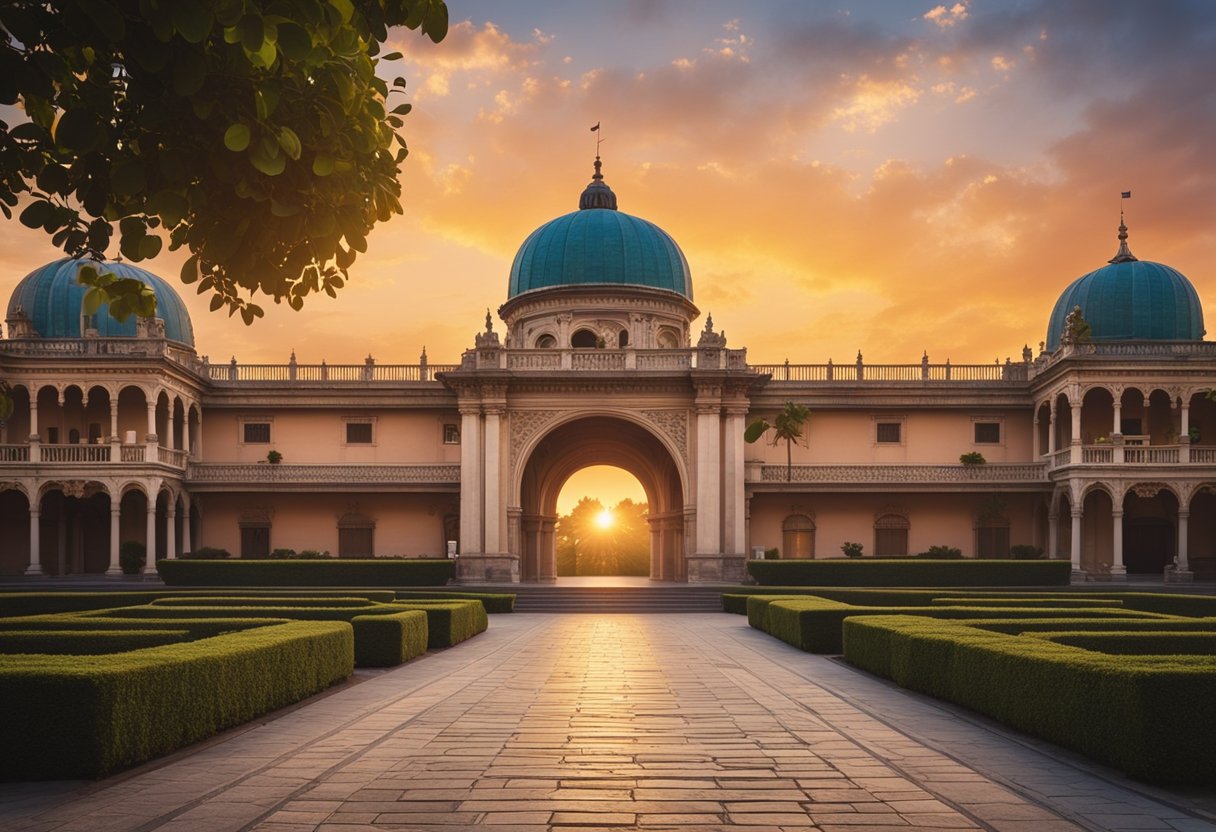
{"left": 974, "top": 422, "right": 1001, "bottom": 443}
{"left": 443, "top": 424, "right": 460, "bottom": 444}
{"left": 876, "top": 422, "right": 902, "bottom": 443}
{"left": 346, "top": 422, "right": 373, "bottom": 444}
{"left": 243, "top": 422, "right": 271, "bottom": 444}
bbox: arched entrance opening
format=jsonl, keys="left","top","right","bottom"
{"left": 1123, "top": 484, "right": 1178, "bottom": 574}
{"left": 554, "top": 466, "right": 649, "bottom": 577}
{"left": 38, "top": 483, "right": 110, "bottom": 575}
{"left": 518, "top": 416, "right": 686, "bottom": 582}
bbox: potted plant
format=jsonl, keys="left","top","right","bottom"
{"left": 267, "top": 449, "right": 282, "bottom": 464}
{"left": 1189, "top": 426, "right": 1201, "bottom": 444}
{"left": 960, "top": 451, "right": 986, "bottom": 465}
{"left": 841, "top": 541, "right": 863, "bottom": 558}
{"left": 119, "top": 540, "right": 145, "bottom": 575}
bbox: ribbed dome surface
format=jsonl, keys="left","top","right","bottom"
{"left": 7, "top": 258, "right": 195, "bottom": 346}
{"left": 1046, "top": 259, "right": 1203, "bottom": 351}
{"left": 508, "top": 209, "right": 692, "bottom": 300}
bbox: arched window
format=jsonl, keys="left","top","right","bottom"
{"left": 571, "top": 329, "right": 598, "bottom": 348}
{"left": 535, "top": 333, "right": 557, "bottom": 349}
{"left": 618, "top": 329, "right": 629, "bottom": 348}
{"left": 657, "top": 328, "right": 679, "bottom": 349}
{"left": 875, "top": 513, "right": 909, "bottom": 556}
{"left": 782, "top": 514, "right": 815, "bottom": 558}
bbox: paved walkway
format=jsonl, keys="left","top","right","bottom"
{"left": 1, "top": 614, "right": 1213, "bottom": 832}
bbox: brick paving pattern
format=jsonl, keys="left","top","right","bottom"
{"left": 1, "top": 613, "right": 1212, "bottom": 831}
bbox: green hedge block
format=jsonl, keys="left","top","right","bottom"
{"left": 150, "top": 596, "right": 379, "bottom": 608}
{"left": 394, "top": 591, "right": 516, "bottom": 613}
{"left": 1032, "top": 631, "right": 1216, "bottom": 655}
{"left": 352, "top": 610, "right": 429, "bottom": 667}
{"left": 156, "top": 559, "right": 456, "bottom": 587}
{"left": 0, "top": 629, "right": 191, "bottom": 655}
{"left": 746, "top": 559, "right": 1072, "bottom": 586}
{"left": 930, "top": 597, "right": 1125, "bottom": 608}
{"left": 0, "top": 620, "right": 352, "bottom": 779}
{"left": 0, "top": 615, "right": 277, "bottom": 639}
{"left": 391, "top": 601, "right": 488, "bottom": 648}
{"left": 971, "top": 617, "right": 1216, "bottom": 636}
{"left": 841, "top": 615, "right": 1216, "bottom": 784}
{"left": 0, "top": 589, "right": 400, "bottom": 617}
{"left": 755, "top": 596, "right": 1172, "bottom": 653}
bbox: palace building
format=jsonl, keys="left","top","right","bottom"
{"left": 1, "top": 161, "right": 1214, "bottom": 582}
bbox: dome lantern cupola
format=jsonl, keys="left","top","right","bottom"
{"left": 1045, "top": 219, "right": 1204, "bottom": 351}
{"left": 578, "top": 156, "right": 618, "bottom": 210}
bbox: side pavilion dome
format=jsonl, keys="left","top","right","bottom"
{"left": 1045, "top": 222, "right": 1204, "bottom": 351}
{"left": 507, "top": 158, "right": 693, "bottom": 300}
{"left": 7, "top": 257, "right": 195, "bottom": 347}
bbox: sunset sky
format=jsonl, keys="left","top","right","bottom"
{"left": 2, "top": 1, "right": 1215, "bottom": 512}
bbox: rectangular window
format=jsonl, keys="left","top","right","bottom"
{"left": 240, "top": 525, "right": 270, "bottom": 558}
{"left": 974, "top": 422, "right": 1001, "bottom": 444}
{"left": 243, "top": 422, "right": 271, "bottom": 444}
{"left": 46, "top": 426, "right": 59, "bottom": 444}
{"left": 876, "top": 422, "right": 902, "bottom": 443}
{"left": 443, "top": 424, "right": 460, "bottom": 444}
{"left": 875, "top": 528, "right": 908, "bottom": 557}
{"left": 345, "top": 422, "right": 373, "bottom": 444}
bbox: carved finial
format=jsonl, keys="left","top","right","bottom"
{"left": 484, "top": 309, "right": 493, "bottom": 332}
{"left": 704, "top": 313, "right": 714, "bottom": 332}
{"left": 289, "top": 349, "right": 296, "bottom": 362}
{"left": 1110, "top": 193, "right": 1138, "bottom": 264}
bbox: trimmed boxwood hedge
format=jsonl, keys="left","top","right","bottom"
{"left": 746, "top": 558, "right": 1072, "bottom": 586}
{"left": 157, "top": 559, "right": 456, "bottom": 586}
{"left": 0, "top": 629, "right": 191, "bottom": 655}
{"left": 150, "top": 596, "right": 379, "bottom": 608}
{"left": 353, "top": 610, "right": 429, "bottom": 667}
{"left": 0, "top": 620, "right": 352, "bottom": 779}
{"left": 750, "top": 595, "right": 1172, "bottom": 653}
{"left": 929, "top": 597, "right": 1125, "bottom": 608}
{"left": 0, "top": 589, "right": 398, "bottom": 617}
{"left": 0, "top": 615, "right": 276, "bottom": 638}
{"left": 1031, "top": 631, "right": 1216, "bottom": 655}
{"left": 394, "top": 591, "right": 516, "bottom": 613}
{"left": 841, "top": 615, "right": 1216, "bottom": 784}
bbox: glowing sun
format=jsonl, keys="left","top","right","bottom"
{"left": 595, "top": 509, "right": 615, "bottom": 529}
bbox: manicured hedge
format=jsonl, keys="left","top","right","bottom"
{"left": 392, "top": 600, "right": 489, "bottom": 648}
{"left": 353, "top": 610, "right": 429, "bottom": 667}
{"left": 150, "top": 596, "right": 379, "bottom": 608}
{"left": 0, "top": 589, "right": 397, "bottom": 617}
{"left": 0, "top": 615, "right": 276, "bottom": 638}
{"left": 0, "top": 629, "right": 190, "bottom": 655}
{"left": 0, "top": 620, "right": 352, "bottom": 779}
{"left": 841, "top": 615, "right": 1216, "bottom": 784}
{"left": 395, "top": 591, "right": 516, "bottom": 613}
{"left": 929, "top": 597, "right": 1124, "bottom": 608}
{"left": 1032, "top": 631, "right": 1216, "bottom": 655}
{"left": 972, "top": 617, "right": 1216, "bottom": 636}
{"left": 157, "top": 559, "right": 456, "bottom": 586}
{"left": 750, "top": 595, "right": 1172, "bottom": 653}
{"left": 746, "top": 558, "right": 1072, "bottom": 586}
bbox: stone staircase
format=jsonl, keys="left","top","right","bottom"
{"left": 455, "top": 584, "right": 734, "bottom": 613}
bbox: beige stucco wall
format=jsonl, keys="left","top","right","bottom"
{"left": 200, "top": 409, "right": 462, "bottom": 465}
{"left": 196, "top": 491, "right": 457, "bottom": 557}
{"left": 748, "top": 491, "right": 1040, "bottom": 558}
{"left": 745, "top": 408, "right": 1034, "bottom": 465}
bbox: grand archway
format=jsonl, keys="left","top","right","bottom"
{"left": 516, "top": 416, "right": 686, "bottom": 582}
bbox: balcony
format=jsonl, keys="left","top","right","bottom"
{"left": 749, "top": 463, "right": 1048, "bottom": 490}
{"left": 752, "top": 359, "right": 1027, "bottom": 384}
{"left": 0, "top": 443, "right": 188, "bottom": 468}
{"left": 203, "top": 360, "right": 459, "bottom": 385}
{"left": 1045, "top": 444, "right": 1216, "bottom": 470}
{"left": 186, "top": 463, "right": 461, "bottom": 491}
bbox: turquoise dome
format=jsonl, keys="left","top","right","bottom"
{"left": 507, "top": 160, "right": 692, "bottom": 300}
{"left": 1046, "top": 226, "right": 1204, "bottom": 351}
{"left": 7, "top": 258, "right": 195, "bottom": 346}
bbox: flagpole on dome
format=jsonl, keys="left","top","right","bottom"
{"left": 1110, "top": 190, "right": 1137, "bottom": 264}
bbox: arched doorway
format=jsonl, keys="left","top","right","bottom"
{"left": 1123, "top": 484, "right": 1178, "bottom": 574}
{"left": 517, "top": 416, "right": 686, "bottom": 582}
{"left": 37, "top": 482, "right": 110, "bottom": 575}
{"left": 554, "top": 466, "right": 649, "bottom": 577}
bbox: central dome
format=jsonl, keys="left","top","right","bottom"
{"left": 507, "top": 159, "right": 693, "bottom": 300}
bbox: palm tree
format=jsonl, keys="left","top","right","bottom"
{"left": 745, "top": 401, "right": 810, "bottom": 482}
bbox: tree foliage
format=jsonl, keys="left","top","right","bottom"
{"left": 745, "top": 401, "right": 810, "bottom": 482}
{"left": 0, "top": 0, "right": 447, "bottom": 324}
{"left": 555, "top": 497, "right": 650, "bottom": 577}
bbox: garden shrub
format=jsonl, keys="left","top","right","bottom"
{"left": 916, "top": 545, "right": 962, "bottom": 559}
{"left": 119, "top": 540, "right": 145, "bottom": 575}
{"left": 0, "top": 629, "right": 190, "bottom": 655}
{"left": 1010, "top": 544, "right": 1044, "bottom": 559}
{"left": 269, "top": 548, "right": 297, "bottom": 559}
{"left": 0, "top": 589, "right": 398, "bottom": 617}
{"left": 1030, "top": 631, "right": 1216, "bottom": 655}
{"left": 0, "top": 615, "right": 276, "bottom": 639}
{"left": 179, "top": 546, "right": 230, "bottom": 559}
{"left": 394, "top": 591, "right": 515, "bottom": 613}
{"left": 746, "top": 558, "right": 1072, "bottom": 586}
{"left": 157, "top": 558, "right": 456, "bottom": 586}
{"left": 352, "top": 610, "right": 428, "bottom": 667}
{"left": 0, "top": 620, "right": 352, "bottom": 779}
{"left": 841, "top": 615, "right": 1216, "bottom": 784}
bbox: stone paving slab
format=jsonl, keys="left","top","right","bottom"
{"left": 0, "top": 613, "right": 1213, "bottom": 831}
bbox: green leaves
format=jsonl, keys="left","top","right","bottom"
{"left": 54, "top": 109, "right": 102, "bottom": 152}
{"left": 224, "top": 123, "right": 251, "bottom": 152}
{"left": 744, "top": 419, "right": 770, "bottom": 444}
{"left": 77, "top": 264, "right": 158, "bottom": 322}
{"left": 277, "top": 127, "right": 302, "bottom": 160}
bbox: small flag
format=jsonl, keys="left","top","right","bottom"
{"left": 1121, "top": 190, "right": 1131, "bottom": 198}
{"left": 590, "top": 122, "right": 600, "bottom": 132}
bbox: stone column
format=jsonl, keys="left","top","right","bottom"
{"left": 1069, "top": 401, "right": 1082, "bottom": 464}
{"left": 722, "top": 405, "right": 747, "bottom": 558}
{"left": 1047, "top": 406, "right": 1056, "bottom": 454}
{"left": 146, "top": 399, "right": 157, "bottom": 441}
{"left": 107, "top": 503, "right": 123, "bottom": 575}
{"left": 1110, "top": 508, "right": 1126, "bottom": 580}
{"left": 483, "top": 406, "right": 502, "bottom": 554}
{"left": 1178, "top": 509, "right": 1190, "bottom": 572}
{"left": 458, "top": 403, "right": 483, "bottom": 557}
{"left": 181, "top": 493, "right": 192, "bottom": 556}
{"left": 145, "top": 498, "right": 157, "bottom": 572}
{"left": 649, "top": 518, "right": 662, "bottom": 579}
{"left": 1180, "top": 402, "right": 1191, "bottom": 463}
{"left": 165, "top": 504, "right": 177, "bottom": 560}
{"left": 539, "top": 517, "right": 557, "bottom": 582}
{"left": 1070, "top": 506, "right": 1083, "bottom": 575}
{"left": 182, "top": 407, "right": 191, "bottom": 455}
{"left": 1112, "top": 399, "right": 1122, "bottom": 437}
{"left": 109, "top": 396, "right": 120, "bottom": 462}
{"left": 1032, "top": 416, "right": 1040, "bottom": 459}
{"left": 694, "top": 403, "right": 721, "bottom": 559}
{"left": 29, "top": 398, "right": 39, "bottom": 463}
{"left": 25, "top": 503, "right": 43, "bottom": 576}
{"left": 1047, "top": 510, "right": 1059, "bottom": 559}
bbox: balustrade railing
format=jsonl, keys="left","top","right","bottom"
{"left": 120, "top": 445, "right": 145, "bottom": 463}
{"left": 0, "top": 444, "right": 30, "bottom": 462}
{"left": 157, "top": 446, "right": 189, "bottom": 468}
{"left": 39, "top": 444, "right": 111, "bottom": 463}
{"left": 1189, "top": 447, "right": 1216, "bottom": 464}
{"left": 752, "top": 361, "right": 1026, "bottom": 383}
{"left": 1048, "top": 449, "right": 1071, "bottom": 469}
{"left": 1082, "top": 446, "right": 1113, "bottom": 464}
{"left": 1124, "top": 446, "right": 1180, "bottom": 464}
{"left": 187, "top": 463, "right": 461, "bottom": 484}
{"left": 205, "top": 362, "right": 458, "bottom": 384}
{"left": 755, "top": 463, "right": 1047, "bottom": 484}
